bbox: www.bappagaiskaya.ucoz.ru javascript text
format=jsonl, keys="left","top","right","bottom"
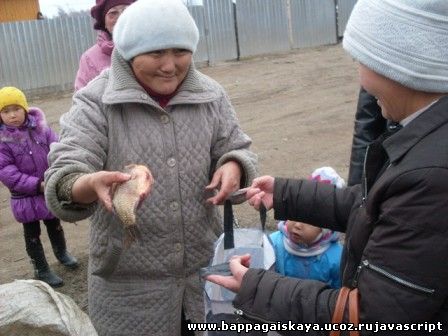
{"left": 187, "top": 321, "right": 443, "bottom": 333}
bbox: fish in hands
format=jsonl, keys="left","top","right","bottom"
{"left": 112, "top": 164, "right": 154, "bottom": 247}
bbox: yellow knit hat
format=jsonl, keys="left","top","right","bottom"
{"left": 0, "top": 87, "right": 29, "bottom": 112}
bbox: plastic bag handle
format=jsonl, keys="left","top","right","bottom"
{"left": 223, "top": 200, "right": 267, "bottom": 250}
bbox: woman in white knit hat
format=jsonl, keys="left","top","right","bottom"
{"left": 206, "top": 0, "right": 448, "bottom": 334}
{"left": 44, "top": 0, "right": 257, "bottom": 335}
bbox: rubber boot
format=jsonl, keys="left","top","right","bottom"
{"left": 26, "top": 237, "right": 64, "bottom": 288}
{"left": 47, "top": 225, "right": 79, "bottom": 269}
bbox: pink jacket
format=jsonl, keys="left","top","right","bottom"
{"left": 74, "top": 31, "right": 114, "bottom": 91}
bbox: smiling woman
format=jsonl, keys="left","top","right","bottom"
{"left": 130, "top": 49, "right": 193, "bottom": 96}
{"left": 44, "top": 0, "right": 257, "bottom": 335}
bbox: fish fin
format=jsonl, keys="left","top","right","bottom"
{"left": 123, "top": 225, "right": 142, "bottom": 249}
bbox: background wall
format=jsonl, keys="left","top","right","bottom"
{"left": 0, "top": 0, "right": 357, "bottom": 98}
{"left": 0, "top": 0, "right": 40, "bottom": 22}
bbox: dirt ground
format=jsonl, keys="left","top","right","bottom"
{"left": 0, "top": 43, "right": 359, "bottom": 312}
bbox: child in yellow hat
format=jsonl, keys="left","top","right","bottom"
{"left": 0, "top": 87, "right": 78, "bottom": 287}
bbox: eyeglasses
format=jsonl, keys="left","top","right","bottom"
{"left": 106, "top": 6, "right": 128, "bottom": 19}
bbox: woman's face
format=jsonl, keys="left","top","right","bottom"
{"left": 0, "top": 105, "right": 26, "bottom": 127}
{"left": 104, "top": 4, "right": 129, "bottom": 35}
{"left": 358, "top": 64, "right": 409, "bottom": 122}
{"left": 131, "top": 49, "right": 192, "bottom": 95}
{"left": 286, "top": 220, "right": 322, "bottom": 245}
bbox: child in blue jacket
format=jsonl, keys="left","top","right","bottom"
{"left": 269, "top": 167, "right": 345, "bottom": 288}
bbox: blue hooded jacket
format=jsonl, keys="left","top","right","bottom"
{"left": 270, "top": 227, "right": 342, "bottom": 288}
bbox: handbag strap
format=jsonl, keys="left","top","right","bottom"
{"left": 330, "top": 287, "right": 360, "bottom": 336}
{"left": 224, "top": 200, "right": 235, "bottom": 249}
{"left": 223, "top": 200, "right": 267, "bottom": 250}
{"left": 330, "top": 287, "right": 350, "bottom": 336}
{"left": 349, "top": 288, "right": 360, "bottom": 336}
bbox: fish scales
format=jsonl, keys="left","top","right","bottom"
{"left": 112, "top": 164, "right": 153, "bottom": 246}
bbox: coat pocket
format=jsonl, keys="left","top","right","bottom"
{"left": 91, "top": 234, "right": 123, "bottom": 278}
{"left": 353, "top": 259, "right": 435, "bottom": 295}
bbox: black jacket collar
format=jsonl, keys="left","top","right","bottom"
{"left": 384, "top": 95, "right": 448, "bottom": 164}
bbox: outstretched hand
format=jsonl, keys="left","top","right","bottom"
{"left": 245, "top": 175, "right": 275, "bottom": 210}
{"left": 206, "top": 254, "right": 251, "bottom": 292}
{"left": 206, "top": 161, "right": 242, "bottom": 205}
{"left": 71, "top": 171, "right": 131, "bottom": 211}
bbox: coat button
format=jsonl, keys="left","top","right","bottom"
{"left": 167, "top": 158, "right": 176, "bottom": 167}
{"left": 175, "top": 243, "right": 182, "bottom": 252}
{"left": 170, "top": 201, "right": 179, "bottom": 211}
{"left": 160, "top": 115, "right": 170, "bottom": 124}
{"left": 29, "top": 151, "right": 33, "bottom": 155}
{"left": 141, "top": 93, "right": 148, "bottom": 100}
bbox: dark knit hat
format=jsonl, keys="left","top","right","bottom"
{"left": 91, "top": 0, "right": 135, "bottom": 32}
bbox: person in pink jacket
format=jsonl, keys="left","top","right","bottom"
{"left": 74, "top": 0, "right": 134, "bottom": 91}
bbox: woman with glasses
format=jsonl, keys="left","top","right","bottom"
{"left": 74, "top": 0, "right": 135, "bottom": 91}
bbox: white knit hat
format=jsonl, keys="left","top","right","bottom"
{"left": 343, "top": 0, "right": 448, "bottom": 93}
{"left": 310, "top": 167, "right": 346, "bottom": 189}
{"left": 113, "top": 0, "right": 200, "bottom": 61}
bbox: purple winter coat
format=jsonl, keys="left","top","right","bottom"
{"left": 74, "top": 31, "right": 114, "bottom": 91}
{"left": 0, "top": 108, "right": 58, "bottom": 223}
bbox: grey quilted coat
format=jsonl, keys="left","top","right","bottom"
{"left": 44, "top": 50, "right": 257, "bottom": 336}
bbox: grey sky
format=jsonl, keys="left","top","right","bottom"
{"left": 39, "top": 0, "right": 203, "bottom": 18}
{"left": 39, "top": 0, "right": 94, "bottom": 18}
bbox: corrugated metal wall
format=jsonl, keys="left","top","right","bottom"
{"left": 0, "top": 1, "right": 349, "bottom": 97}
{"left": 0, "top": 16, "right": 95, "bottom": 95}
{"left": 0, "top": 0, "right": 40, "bottom": 22}
{"left": 337, "top": 0, "right": 357, "bottom": 37}
{"left": 290, "top": 0, "right": 337, "bottom": 48}
{"left": 203, "top": 0, "right": 238, "bottom": 63}
{"left": 236, "top": 0, "right": 290, "bottom": 58}
{"left": 188, "top": 5, "right": 209, "bottom": 63}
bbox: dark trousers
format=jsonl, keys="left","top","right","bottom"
{"left": 23, "top": 218, "right": 61, "bottom": 241}
{"left": 182, "top": 309, "right": 195, "bottom": 336}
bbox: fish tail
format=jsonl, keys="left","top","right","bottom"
{"left": 124, "top": 225, "right": 142, "bottom": 248}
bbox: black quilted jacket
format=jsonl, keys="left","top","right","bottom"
{"left": 233, "top": 96, "right": 448, "bottom": 335}
{"left": 347, "top": 87, "right": 386, "bottom": 186}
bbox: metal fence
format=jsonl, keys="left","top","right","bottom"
{"left": 337, "top": 0, "right": 358, "bottom": 37}
{"left": 290, "top": 0, "right": 337, "bottom": 48}
{"left": 0, "top": 0, "right": 357, "bottom": 98}
{"left": 236, "top": 0, "right": 290, "bottom": 58}
{"left": 187, "top": 5, "right": 209, "bottom": 63}
{"left": 203, "top": 0, "right": 238, "bottom": 63}
{"left": 0, "top": 16, "right": 95, "bottom": 96}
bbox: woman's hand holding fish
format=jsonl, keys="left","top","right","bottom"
{"left": 71, "top": 171, "right": 131, "bottom": 211}
{"left": 246, "top": 175, "right": 275, "bottom": 211}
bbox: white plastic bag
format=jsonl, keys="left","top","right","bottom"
{"left": 0, "top": 279, "right": 97, "bottom": 336}
{"left": 204, "top": 202, "right": 275, "bottom": 335}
